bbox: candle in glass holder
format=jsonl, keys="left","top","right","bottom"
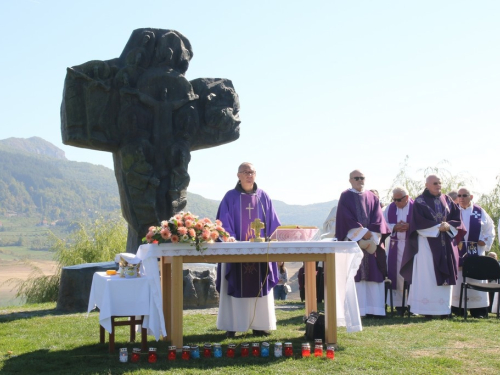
{"left": 167, "top": 345, "right": 177, "bottom": 360}
{"left": 241, "top": 343, "right": 250, "bottom": 357}
{"left": 227, "top": 343, "right": 236, "bottom": 358}
{"left": 203, "top": 343, "right": 212, "bottom": 358}
{"left": 213, "top": 343, "right": 222, "bottom": 358}
{"left": 181, "top": 346, "right": 190, "bottom": 360}
{"left": 190, "top": 345, "right": 200, "bottom": 359}
{"left": 274, "top": 342, "right": 283, "bottom": 358}
{"left": 131, "top": 348, "right": 141, "bottom": 363}
{"left": 302, "top": 343, "right": 311, "bottom": 358}
{"left": 119, "top": 348, "right": 128, "bottom": 363}
{"left": 148, "top": 348, "right": 157, "bottom": 363}
{"left": 326, "top": 345, "right": 335, "bottom": 360}
{"left": 284, "top": 342, "right": 293, "bottom": 357}
{"left": 251, "top": 343, "right": 260, "bottom": 357}
{"left": 314, "top": 344, "right": 323, "bottom": 357}
{"left": 261, "top": 342, "right": 270, "bottom": 357}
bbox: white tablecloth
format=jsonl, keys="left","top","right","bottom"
{"left": 87, "top": 272, "right": 157, "bottom": 338}
{"left": 136, "top": 239, "right": 364, "bottom": 340}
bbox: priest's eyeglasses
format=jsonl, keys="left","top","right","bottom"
{"left": 457, "top": 194, "right": 469, "bottom": 198}
{"left": 239, "top": 170, "right": 256, "bottom": 176}
{"left": 392, "top": 195, "right": 407, "bottom": 202}
{"left": 352, "top": 177, "right": 365, "bottom": 181}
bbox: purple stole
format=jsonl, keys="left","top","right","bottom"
{"left": 459, "top": 204, "right": 482, "bottom": 267}
{"left": 387, "top": 200, "right": 413, "bottom": 286}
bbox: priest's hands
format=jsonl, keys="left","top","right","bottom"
{"left": 394, "top": 221, "right": 409, "bottom": 232}
{"left": 362, "top": 231, "right": 372, "bottom": 240}
{"left": 439, "top": 222, "right": 450, "bottom": 232}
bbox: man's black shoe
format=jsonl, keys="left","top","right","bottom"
{"left": 252, "top": 330, "right": 270, "bottom": 336}
{"left": 226, "top": 331, "right": 236, "bottom": 338}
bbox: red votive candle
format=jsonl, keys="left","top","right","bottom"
{"left": 181, "top": 346, "right": 190, "bottom": 360}
{"left": 168, "top": 345, "right": 177, "bottom": 360}
{"left": 241, "top": 343, "right": 250, "bottom": 357}
{"left": 251, "top": 343, "right": 260, "bottom": 357}
{"left": 148, "top": 348, "right": 157, "bottom": 363}
{"left": 302, "top": 343, "right": 311, "bottom": 358}
{"left": 326, "top": 345, "right": 335, "bottom": 360}
{"left": 284, "top": 342, "right": 293, "bottom": 357}
{"left": 314, "top": 344, "right": 323, "bottom": 357}
{"left": 227, "top": 344, "right": 236, "bottom": 358}
{"left": 203, "top": 343, "right": 212, "bottom": 358}
{"left": 131, "top": 348, "right": 141, "bottom": 363}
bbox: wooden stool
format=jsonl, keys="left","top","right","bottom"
{"left": 99, "top": 315, "right": 148, "bottom": 353}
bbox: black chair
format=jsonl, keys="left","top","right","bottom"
{"left": 458, "top": 256, "right": 500, "bottom": 320}
{"left": 384, "top": 277, "right": 394, "bottom": 316}
{"left": 401, "top": 281, "right": 411, "bottom": 317}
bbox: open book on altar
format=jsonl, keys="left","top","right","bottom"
{"left": 269, "top": 225, "right": 319, "bottom": 242}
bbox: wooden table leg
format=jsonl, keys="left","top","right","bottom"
{"left": 304, "top": 261, "right": 318, "bottom": 317}
{"left": 171, "top": 256, "right": 184, "bottom": 348}
{"left": 161, "top": 259, "right": 172, "bottom": 342}
{"left": 324, "top": 253, "right": 337, "bottom": 345}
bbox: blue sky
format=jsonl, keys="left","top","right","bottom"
{"left": 1, "top": 0, "right": 499, "bottom": 205}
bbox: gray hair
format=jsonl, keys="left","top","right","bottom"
{"left": 392, "top": 186, "right": 408, "bottom": 196}
{"left": 457, "top": 186, "right": 472, "bottom": 195}
{"left": 448, "top": 190, "right": 458, "bottom": 200}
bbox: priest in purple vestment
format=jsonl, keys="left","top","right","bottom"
{"left": 215, "top": 162, "right": 281, "bottom": 338}
{"left": 400, "top": 175, "right": 466, "bottom": 318}
{"left": 335, "top": 170, "right": 391, "bottom": 317}
{"left": 383, "top": 186, "right": 413, "bottom": 315}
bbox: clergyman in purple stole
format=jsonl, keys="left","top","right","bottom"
{"left": 335, "top": 170, "right": 391, "bottom": 317}
{"left": 383, "top": 187, "right": 413, "bottom": 313}
{"left": 451, "top": 187, "right": 495, "bottom": 317}
{"left": 400, "top": 175, "right": 466, "bottom": 317}
{"left": 215, "top": 162, "right": 281, "bottom": 337}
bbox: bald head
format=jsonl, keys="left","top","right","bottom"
{"left": 349, "top": 169, "right": 365, "bottom": 192}
{"left": 425, "top": 175, "right": 442, "bottom": 196}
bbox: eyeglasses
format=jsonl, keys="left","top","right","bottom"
{"left": 238, "top": 170, "right": 256, "bottom": 176}
{"left": 392, "top": 195, "right": 407, "bottom": 202}
{"left": 457, "top": 194, "right": 469, "bottom": 198}
{"left": 433, "top": 182, "right": 441, "bottom": 185}
{"left": 352, "top": 177, "right": 365, "bottom": 181}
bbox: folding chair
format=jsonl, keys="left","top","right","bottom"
{"left": 458, "top": 256, "right": 500, "bottom": 320}
{"left": 384, "top": 278, "right": 394, "bottom": 316}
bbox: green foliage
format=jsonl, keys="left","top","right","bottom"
{"left": 4, "top": 215, "right": 127, "bottom": 304}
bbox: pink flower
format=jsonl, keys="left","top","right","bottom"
{"left": 146, "top": 232, "right": 153, "bottom": 242}
{"left": 177, "top": 226, "right": 188, "bottom": 235}
{"left": 148, "top": 226, "right": 156, "bottom": 232}
{"left": 188, "top": 228, "right": 196, "bottom": 237}
{"left": 174, "top": 214, "right": 182, "bottom": 221}
{"left": 203, "top": 218, "right": 212, "bottom": 224}
{"left": 161, "top": 221, "right": 169, "bottom": 228}
{"left": 215, "top": 219, "right": 222, "bottom": 226}
{"left": 177, "top": 220, "right": 184, "bottom": 227}
{"left": 171, "top": 235, "right": 179, "bottom": 243}
{"left": 222, "top": 235, "right": 228, "bottom": 242}
{"left": 195, "top": 222, "right": 204, "bottom": 231}
{"left": 201, "top": 230, "right": 211, "bottom": 240}
{"left": 184, "top": 219, "right": 193, "bottom": 228}
{"left": 215, "top": 225, "right": 224, "bottom": 232}
{"left": 210, "top": 231, "right": 219, "bottom": 240}
{"left": 160, "top": 228, "right": 171, "bottom": 240}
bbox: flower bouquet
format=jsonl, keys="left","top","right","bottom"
{"left": 143, "top": 211, "right": 231, "bottom": 251}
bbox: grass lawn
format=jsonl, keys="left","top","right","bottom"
{"left": 1, "top": 301, "right": 499, "bottom": 374}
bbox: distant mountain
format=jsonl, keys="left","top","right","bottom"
{"left": 0, "top": 137, "right": 336, "bottom": 228}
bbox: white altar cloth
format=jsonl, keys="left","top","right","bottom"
{"left": 136, "top": 239, "right": 364, "bottom": 341}
{"left": 87, "top": 272, "right": 156, "bottom": 338}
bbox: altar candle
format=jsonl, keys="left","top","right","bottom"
{"left": 213, "top": 343, "right": 222, "bottom": 358}
{"left": 314, "top": 344, "right": 323, "bottom": 357}
{"left": 181, "top": 346, "right": 190, "bottom": 360}
{"left": 203, "top": 343, "right": 212, "bottom": 358}
{"left": 148, "top": 348, "right": 157, "bottom": 363}
{"left": 119, "top": 348, "right": 128, "bottom": 363}
{"left": 131, "top": 348, "right": 141, "bottom": 363}
{"left": 284, "top": 342, "right": 293, "bottom": 357}
{"left": 167, "top": 346, "right": 176, "bottom": 360}
{"left": 241, "top": 343, "right": 250, "bottom": 357}
{"left": 326, "top": 345, "right": 335, "bottom": 360}
{"left": 261, "top": 342, "right": 270, "bottom": 357}
{"left": 190, "top": 345, "right": 200, "bottom": 359}
{"left": 227, "top": 344, "right": 236, "bottom": 358}
{"left": 274, "top": 342, "right": 283, "bottom": 358}
{"left": 251, "top": 343, "right": 260, "bottom": 357}
{"left": 302, "top": 343, "right": 311, "bottom": 358}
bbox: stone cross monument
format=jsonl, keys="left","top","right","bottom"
{"left": 61, "top": 28, "right": 241, "bottom": 253}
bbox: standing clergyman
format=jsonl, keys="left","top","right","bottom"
{"left": 335, "top": 170, "right": 391, "bottom": 317}
{"left": 451, "top": 187, "right": 494, "bottom": 318}
{"left": 383, "top": 186, "right": 413, "bottom": 315}
{"left": 400, "top": 175, "right": 466, "bottom": 318}
{"left": 215, "top": 162, "right": 281, "bottom": 338}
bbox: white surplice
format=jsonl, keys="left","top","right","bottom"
{"left": 383, "top": 202, "right": 410, "bottom": 307}
{"left": 216, "top": 263, "right": 277, "bottom": 332}
{"left": 408, "top": 225, "right": 457, "bottom": 315}
{"left": 451, "top": 204, "right": 494, "bottom": 309}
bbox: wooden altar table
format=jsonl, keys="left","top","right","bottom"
{"left": 136, "top": 240, "right": 363, "bottom": 348}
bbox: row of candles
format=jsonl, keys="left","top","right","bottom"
{"left": 120, "top": 340, "right": 335, "bottom": 363}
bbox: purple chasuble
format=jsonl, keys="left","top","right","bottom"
{"left": 458, "top": 204, "right": 482, "bottom": 267}
{"left": 335, "top": 189, "right": 391, "bottom": 283}
{"left": 215, "top": 183, "right": 281, "bottom": 298}
{"left": 386, "top": 199, "right": 414, "bottom": 286}
{"left": 400, "top": 190, "right": 466, "bottom": 286}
